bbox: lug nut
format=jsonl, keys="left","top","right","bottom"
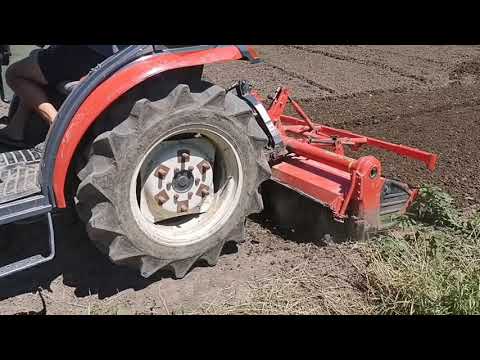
{"left": 200, "top": 163, "right": 210, "bottom": 172}
{"left": 201, "top": 188, "right": 210, "bottom": 197}
{"left": 154, "top": 194, "right": 168, "bottom": 205}
{"left": 156, "top": 167, "right": 168, "bottom": 178}
{"left": 177, "top": 150, "right": 191, "bottom": 163}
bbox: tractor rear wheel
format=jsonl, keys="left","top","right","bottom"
{"left": 75, "top": 83, "right": 271, "bottom": 278}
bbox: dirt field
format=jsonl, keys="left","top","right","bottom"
{"left": 0, "top": 45, "right": 479, "bottom": 314}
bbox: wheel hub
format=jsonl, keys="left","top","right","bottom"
{"left": 139, "top": 137, "right": 215, "bottom": 223}
{"left": 172, "top": 169, "right": 194, "bottom": 193}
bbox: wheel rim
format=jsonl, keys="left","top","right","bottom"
{"left": 129, "top": 125, "right": 244, "bottom": 247}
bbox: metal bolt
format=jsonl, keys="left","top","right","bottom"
{"left": 201, "top": 163, "right": 211, "bottom": 172}
{"left": 154, "top": 193, "right": 168, "bottom": 205}
{"left": 201, "top": 188, "right": 210, "bottom": 197}
{"left": 156, "top": 167, "right": 168, "bottom": 178}
{"left": 181, "top": 152, "right": 189, "bottom": 161}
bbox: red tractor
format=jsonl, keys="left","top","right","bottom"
{"left": 0, "top": 45, "right": 437, "bottom": 279}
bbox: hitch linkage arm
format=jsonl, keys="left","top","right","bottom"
{"left": 266, "top": 87, "right": 438, "bottom": 172}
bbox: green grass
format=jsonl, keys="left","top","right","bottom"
{"left": 365, "top": 185, "right": 480, "bottom": 315}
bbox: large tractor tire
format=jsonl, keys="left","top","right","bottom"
{"left": 75, "top": 83, "right": 271, "bottom": 278}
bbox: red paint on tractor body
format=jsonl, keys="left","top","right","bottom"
{"left": 53, "top": 46, "right": 244, "bottom": 207}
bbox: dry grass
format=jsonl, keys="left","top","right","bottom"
{"left": 194, "top": 247, "right": 373, "bottom": 315}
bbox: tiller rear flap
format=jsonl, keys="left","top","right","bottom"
{"left": 255, "top": 87, "right": 438, "bottom": 237}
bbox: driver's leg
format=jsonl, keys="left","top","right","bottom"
{"left": 2, "top": 52, "right": 57, "bottom": 141}
{"left": 2, "top": 46, "right": 107, "bottom": 145}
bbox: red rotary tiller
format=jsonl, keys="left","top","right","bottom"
{"left": 253, "top": 86, "right": 437, "bottom": 237}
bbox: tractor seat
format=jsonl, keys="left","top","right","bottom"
{"left": 56, "top": 80, "right": 80, "bottom": 96}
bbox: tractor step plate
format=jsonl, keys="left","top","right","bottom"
{"left": 0, "top": 212, "right": 55, "bottom": 279}
{"left": 0, "top": 149, "right": 42, "bottom": 205}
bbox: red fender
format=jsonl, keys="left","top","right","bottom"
{"left": 53, "top": 46, "right": 246, "bottom": 208}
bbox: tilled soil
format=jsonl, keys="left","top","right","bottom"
{"left": 0, "top": 46, "right": 479, "bottom": 314}
{"left": 0, "top": 215, "right": 369, "bottom": 315}
{"left": 301, "top": 83, "right": 480, "bottom": 206}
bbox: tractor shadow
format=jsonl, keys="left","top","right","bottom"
{"left": 255, "top": 180, "right": 354, "bottom": 246}
{"left": 0, "top": 211, "right": 216, "bottom": 301}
